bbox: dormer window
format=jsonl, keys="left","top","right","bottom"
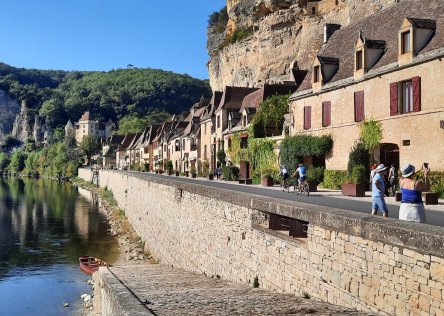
{"left": 401, "top": 31, "right": 411, "bottom": 54}
{"left": 355, "top": 50, "right": 363, "bottom": 71}
{"left": 313, "top": 66, "right": 320, "bottom": 83}
{"left": 398, "top": 18, "right": 436, "bottom": 65}
{"left": 354, "top": 32, "right": 386, "bottom": 79}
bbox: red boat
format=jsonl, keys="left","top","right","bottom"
{"left": 79, "top": 256, "right": 108, "bottom": 275}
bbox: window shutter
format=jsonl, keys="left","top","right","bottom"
{"left": 322, "top": 101, "right": 331, "bottom": 127}
{"left": 412, "top": 76, "right": 421, "bottom": 112}
{"left": 390, "top": 82, "right": 399, "bottom": 116}
{"left": 354, "top": 91, "right": 364, "bottom": 122}
{"left": 304, "top": 106, "right": 311, "bottom": 130}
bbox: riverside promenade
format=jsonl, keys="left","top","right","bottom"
{"left": 129, "top": 171, "right": 444, "bottom": 227}
{"left": 96, "top": 264, "right": 373, "bottom": 315}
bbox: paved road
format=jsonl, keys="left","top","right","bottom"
{"left": 128, "top": 171, "right": 444, "bottom": 228}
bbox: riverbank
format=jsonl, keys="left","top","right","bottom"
{"left": 72, "top": 177, "right": 156, "bottom": 315}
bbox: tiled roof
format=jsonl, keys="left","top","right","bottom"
{"left": 201, "top": 91, "right": 223, "bottom": 120}
{"left": 297, "top": 0, "right": 444, "bottom": 91}
{"left": 240, "top": 84, "right": 297, "bottom": 112}
{"left": 216, "top": 86, "right": 259, "bottom": 112}
{"left": 80, "top": 111, "right": 92, "bottom": 121}
{"left": 119, "top": 134, "right": 137, "bottom": 150}
{"left": 109, "top": 135, "right": 125, "bottom": 145}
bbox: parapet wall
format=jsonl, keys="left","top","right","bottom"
{"left": 79, "top": 169, "right": 444, "bottom": 315}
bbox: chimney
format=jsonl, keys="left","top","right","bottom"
{"left": 324, "top": 24, "right": 341, "bottom": 43}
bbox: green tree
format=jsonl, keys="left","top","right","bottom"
{"left": 9, "top": 150, "right": 27, "bottom": 174}
{"left": 0, "top": 152, "right": 9, "bottom": 173}
{"left": 79, "top": 135, "right": 101, "bottom": 165}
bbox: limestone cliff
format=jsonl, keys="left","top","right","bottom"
{"left": 0, "top": 89, "right": 20, "bottom": 142}
{"left": 207, "top": 0, "right": 401, "bottom": 91}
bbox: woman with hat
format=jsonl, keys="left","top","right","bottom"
{"left": 399, "top": 164, "right": 430, "bottom": 223}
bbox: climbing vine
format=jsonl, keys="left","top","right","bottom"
{"left": 360, "top": 118, "right": 382, "bottom": 163}
{"left": 249, "top": 94, "right": 290, "bottom": 138}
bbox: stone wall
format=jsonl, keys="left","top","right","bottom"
{"left": 79, "top": 169, "right": 444, "bottom": 315}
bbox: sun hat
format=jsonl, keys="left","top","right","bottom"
{"left": 375, "top": 164, "right": 387, "bottom": 173}
{"left": 401, "top": 164, "right": 415, "bottom": 178}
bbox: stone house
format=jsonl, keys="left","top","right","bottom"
{"left": 214, "top": 86, "right": 259, "bottom": 169}
{"left": 73, "top": 111, "right": 113, "bottom": 144}
{"left": 139, "top": 124, "right": 161, "bottom": 171}
{"left": 179, "top": 98, "right": 209, "bottom": 174}
{"left": 290, "top": 0, "right": 444, "bottom": 171}
{"left": 199, "top": 91, "right": 223, "bottom": 173}
{"left": 102, "top": 134, "right": 124, "bottom": 169}
{"left": 223, "top": 84, "right": 297, "bottom": 179}
{"left": 115, "top": 133, "right": 137, "bottom": 170}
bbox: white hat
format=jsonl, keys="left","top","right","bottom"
{"left": 375, "top": 164, "right": 387, "bottom": 173}
{"left": 401, "top": 164, "right": 415, "bottom": 178}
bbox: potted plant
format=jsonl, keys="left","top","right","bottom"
{"left": 307, "top": 167, "right": 324, "bottom": 192}
{"left": 175, "top": 170, "right": 180, "bottom": 176}
{"left": 207, "top": 172, "right": 214, "bottom": 180}
{"left": 166, "top": 160, "right": 174, "bottom": 175}
{"left": 185, "top": 170, "right": 189, "bottom": 177}
{"left": 341, "top": 165, "right": 366, "bottom": 197}
{"left": 261, "top": 169, "right": 274, "bottom": 187}
{"left": 158, "top": 169, "right": 164, "bottom": 174}
{"left": 190, "top": 166, "right": 197, "bottom": 178}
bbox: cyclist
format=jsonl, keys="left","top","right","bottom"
{"left": 280, "top": 165, "right": 290, "bottom": 191}
{"left": 295, "top": 163, "right": 307, "bottom": 192}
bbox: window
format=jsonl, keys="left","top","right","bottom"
{"left": 311, "top": 6, "right": 316, "bottom": 16}
{"left": 227, "top": 138, "right": 232, "bottom": 149}
{"left": 204, "top": 145, "right": 207, "bottom": 159}
{"left": 322, "top": 102, "right": 331, "bottom": 127}
{"left": 242, "top": 116, "right": 247, "bottom": 127}
{"left": 183, "top": 139, "right": 185, "bottom": 149}
{"left": 313, "top": 66, "right": 320, "bottom": 83}
{"left": 354, "top": 91, "right": 365, "bottom": 122}
{"left": 240, "top": 136, "right": 248, "bottom": 149}
{"left": 204, "top": 124, "right": 207, "bottom": 135}
{"left": 303, "top": 106, "right": 311, "bottom": 130}
{"left": 355, "top": 50, "right": 363, "bottom": 71}
{"left": 390, "top": 77, "right": 421, "bottom": 116}
{"left": 401, "top": 31, "right": 411, "bottom": 54}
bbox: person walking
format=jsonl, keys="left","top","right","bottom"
{"left": 388, "top": 164, "right": 398, "bottom": 196}
{"left": 371, "top": 164, "right": 389, "bottom": 217}
{"left": 398, "top": 163, "right": 430, "bottom": 223}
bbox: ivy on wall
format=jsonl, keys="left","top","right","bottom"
{"left": 279, "top": 135, "right": 333, "bottom": 173}
{"left": 360, "top": 118, "right": 382, "bottom": 162}
{"left": 247, "top": 138, "right": 278, "bottom": 178}
{"left": 249, "top": 94, "right": 289, "bottom": 138}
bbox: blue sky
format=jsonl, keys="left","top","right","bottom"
{"left": 0, "top": 1, "right": 226, "bottom": 79}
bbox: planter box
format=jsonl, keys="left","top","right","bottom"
{"left": 158, "top": 170, "right": 163, "bottom": 174}
{"left": 185, "top": 171, "right": 189, "bottom": 177}
{"left": 261, "top": 177, "right": 274, "bottom": 187}
{"left": 423, "top": 192, "right": 438, "bottom": 205}
{"left": 395, "top": 192, "right": 402, "bottom": 201}
{"left": 308, "top": 180, "right": 318, "bottom": 192}
{"left": 175, "top": 172, "right": 180, "bottom": 176}
{"left": 207, "top": 175, "right": 214, "bottom": 180}
{"left": 341, "top": 183, "right": 365, "bottom": 197}
{"left": 191, "top": 173, "right": 197, "bottom": 178}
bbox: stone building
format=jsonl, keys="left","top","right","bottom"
{"left": 73, "top": 111, "right": 113, "bottom": 144}
{"left": 289, "top": 0, "right": 444, "bottom": 171}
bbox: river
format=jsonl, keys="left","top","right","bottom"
{"left": 0, "top": 177, "right": 119, "bottom": 316}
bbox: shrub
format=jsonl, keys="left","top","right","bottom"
{"left": 417, "top": 171, "right": 444, "bottom": 198}
{"left": 321, "top": 170, "right": 348, "bottom": 189}
{"left": 166, "top": 160, "right": 173, "bottom": 173}
{"left": 307, "top": 167, "right": 324, "bottom": 183}
{"left": 222, "top": 165, "right": 239, "bottom": 181}
{"left": 347, "top": 141, "right": 369, "bottom": 177}
{"left": 280, "top": 135, "right": 333, "bottom": 174}
{"left": 216, "top": 149, "right": 226, "bottom": 166}
{"left": 351, "top": 165, "right": 367, "bottom": 184}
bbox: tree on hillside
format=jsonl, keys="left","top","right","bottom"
{"left": 79, "top": 135, "right": 101, "bottom": 165}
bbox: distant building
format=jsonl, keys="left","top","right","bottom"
{"left": 71, "top": 111, "right": 113, "bottom": 143}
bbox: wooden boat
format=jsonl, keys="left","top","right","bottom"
{"left": 79, "top": 256, "right": 108, "bottom": 275}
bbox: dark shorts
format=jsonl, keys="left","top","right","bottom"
{"left": 283, "top": 173, "right": 289, "bottom": 180}
{"left": 298, "top": 176, "right": 307, "bottom": 183}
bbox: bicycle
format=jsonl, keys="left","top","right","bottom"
{"left": 280, "top": 176, "right": 290, "bottom": 193}
{"left": 295, "top": 179, "right": 310, "bottom": 196}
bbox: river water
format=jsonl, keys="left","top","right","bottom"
{"left": 0, "top": 177, "right": 119, "bottom": 316}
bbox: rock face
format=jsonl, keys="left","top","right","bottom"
{"left": 0, "top": 89, "right": 20, "bottom": 142}
{"left": 207, "top": 0, "right": 401, "bottom": 91}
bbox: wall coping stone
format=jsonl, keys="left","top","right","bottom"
{"left": 100, "top": 170, "right": 444, "bottom": 258}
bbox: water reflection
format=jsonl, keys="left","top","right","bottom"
{"left": 0, "top": 177, "right": 119, "bottom": 315}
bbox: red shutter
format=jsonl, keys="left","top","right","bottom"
{"left": 354, "top": 91, "right": 364, "bottom": 122}
{"left": 322, "top": 101, "right": 331, "bottom": 127}
{"left": 304, "top": 106, "right": 311, "bottom": 130}
{"left": 412, "top": 76, "right": 421, "bottom": 112}
{"left": 390, "top": 82, "right": 399, "bottom": 116}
